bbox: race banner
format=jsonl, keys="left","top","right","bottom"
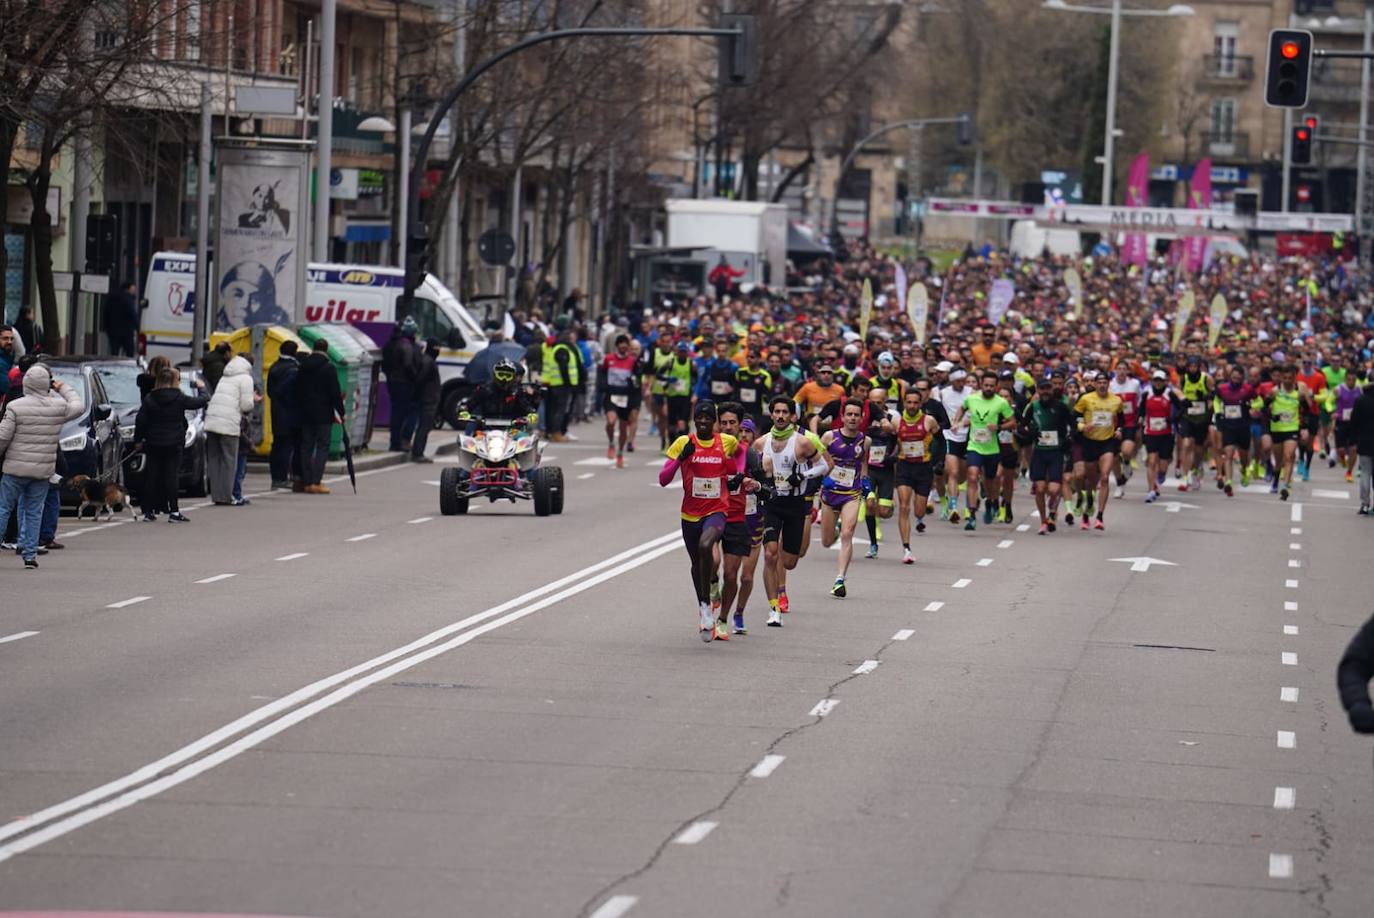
{"left": 894, "top": 263, "right": 908, "bottom": 312}
{"left": 988, "top": 278, "right": 1015, "bottom": 326}
{"left": 1183, "top": 158, "right": 1213, "bottom": 274}
{"left": 1207, "top": 293, "right": 1227, "bottom": 348}
{"left": 859, "top": 277, "right": 874, "bottom": 341}
{"left": 908, "top": 282, "right": 929, "bottom": 346}
{"left": 1121, "top": 153, "right": 1151, "bottom": 267}
{"left": 1172, "top": 289, "right": 1195, "bottom": 351}
{"left": 1064, "top": 267, "right": 1083, "bottom": 321}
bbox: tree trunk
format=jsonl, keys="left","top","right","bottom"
{"left": 0, "top": 120, "right": 15, "bottom": 313}
{"left": 771, "top": 152, "right": 813, "bottom": 203}
{"left": 742, "top": 150, "right": 761, "bottom": 202}
{"left": 27, "top": 162, "right": 63, "bottom": 353}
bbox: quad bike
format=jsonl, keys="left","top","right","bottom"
{"left": 438, "top": 419, "right": 564, "bottom": 516}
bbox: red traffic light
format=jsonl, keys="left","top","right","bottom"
{"left": 1281, "top": 40, "right": 1301, "bottom": 59}
{"left": 1296, "top": 128, "right": 1311, "bottom": 141}
{"left": 1304, "top": 116, "right": 1318, "bottom": 129}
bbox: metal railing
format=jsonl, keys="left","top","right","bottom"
{"left": 1202, "top": 131, "right": 1249, "bottom": 159}
{"left": 1201, "top": 54, "right": 1254, "bottom": 81}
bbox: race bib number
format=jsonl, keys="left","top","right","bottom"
{"left": 669, "top": 379, "right": 689, "bottom": 395}
{"left": 745, "top": 493, "right": 758, "bottom": 515}
{"left": 1148, "top": 416, "right": 1168, "bottom": 433}
{"left": 1187, "top": 400, "right": 1206, "bottom": 417}
{"left": 972, "top": 427, "right": 993, "bottom": 445}
{"left": 900, "top": 440, "right": 925, "bottom": 459}
{"left": 1342, "top": 407, "right": 1353, "bottom": 421}
{"left": 830, "top": 466, "right": 856, "bottom": 488}
{"left": 1223, "top": 404, "right": 1242, "bottom": 420}
{"left": 1091, "top": 410, "right": 1113, "bottom": 430}
{"left": 1278, "top": 410, "right": 1296, "bottom": 425}
{"left": 692, "top": 476, "right": 721, "bottom": 499}
{"left": 711, "top": 380, "right": 731, "bottom": 395}
{"left": 773, "top": 470, "right": 791, "bottom": 489}
{"left": 869, "top": 445, "right": 887, "bottom": 464}
{"left": 998, "top": 430, "right": 1014, "bottom": 444}
{"left": 610, "top": 394, "right": 629, "bottom": 408}
{"left": 740, "top": 387, "right": 757, "bottom": 403}
{"left": 1038, "top": 430, "right": 1060, "bottom": 447}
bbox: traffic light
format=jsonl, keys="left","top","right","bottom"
{"left": 1292, "top": 124, "right": 1313, "bottom": 166}
{"left": 718, "top": 14, "right": 758, "bottom": 88}
{"left": 956, "top": 113, "right": 975, "bottom": 147}
{"left": 1304, "top": 114, "right": 1320, "bottom": 135}
{"left": 1265, "top": 29, "right": 1313, "bottom": 108}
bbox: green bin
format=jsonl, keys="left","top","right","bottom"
{"left": 296, "top": 323, "right": 381, "bottom": 458}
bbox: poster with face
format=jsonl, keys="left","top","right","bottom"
{"left": 214, "top": 148, "right": 309, "bottom": 331}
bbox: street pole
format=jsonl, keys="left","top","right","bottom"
{"left": 1282, "top": 106, "right": 1293, "bottom": 213}
{"left": 70, "top": 119, "right": 91, "bottom": 355}
{"left": 445, "top": 0, "right": 466, "bottom": 286}
{"left": 1100, "top": 0, "right": 1122, "bottom": 205}
{"left": 398, "top": 106, "right": 411, "bottom": 269}
{"left": 1357, "top": 3, "right": 1372, "bottom": 249}
{"left": 314, "top": 0, "right": 336, "bottom": 261}
{"left": 192, "top": 82, "right": 212, "bottom": 362}
{"left": 507, "top": 165, "right": 522, "bottom": 315}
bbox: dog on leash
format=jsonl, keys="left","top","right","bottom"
{"left": 68, "top": 475, "right": 135, "bottom": 522}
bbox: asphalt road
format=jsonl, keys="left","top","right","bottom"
{"left": 1, "top": 424, "right": 1372, "bottom": 918}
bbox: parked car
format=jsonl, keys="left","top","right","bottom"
{"left": 177, "top": 370, "right": 210, "bottom": 496}
{"left": 44, "top": 357, "right": 125, "bottom": 509}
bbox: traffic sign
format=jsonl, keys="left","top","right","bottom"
{"left": 478, "top": 230, "right": 516, "bottom": 266}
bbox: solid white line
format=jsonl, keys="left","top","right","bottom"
{"left": 195, "top": 573, "right": 236, "bottom": 585}
{"left": 1285, "top": 601, "right": 1299, "bottom": 611}
{"left": 1282, "top": 652, "right": 1298, "bottom": 666}
{"left": 852, "top": 660, "right": 880, "bottom": 675}
{"left": 893, "top": 629, "right": 915, "bottom": 641}
{"left": 1269, "top": 853, "right": 1294, "bottom": 879}
{"left": 106, "top": 596, "right": 151, "bottom": 609}
{"left": 590, "top": 895, "right": 639, "bottom": 918}
{"left": 0, "top": 530, "right": 683, "bottom": 860}
{"left": 952, "top": 578, "right": 971, "bottom": 589}
{"left": 1291, "top": 503, "right": 1303, "bottom": 522}
{"left": 346, "top": 533, "right": 377, "bottom": 542}
{"left": 578, "top": 473, "right": 596, "bottom": 479}
{"left": 997, "top": 539, "right": 1013, "bottom": 549}
{"left": 673, "top": 821, "right": 719, "bottom": 845}
{"left": 407, "top": 517, "right": 433, "bottom": 524}
{"left": 1289, "top": 543, "right": 1302, "bottom": 550}
{"left": 809, "top": 699, "right": 840, "bottom": 717}
{"left": 1285, "top": 580, "right": 1299, "bottom": 589}
{"left": 924, "top": 601, "right": 944, "bottom": 612}
{"left": 1288, "top": 559, "right": 1301, "bottom": 568}
{"left": 1290, "top": 527, "right": 1302, "bottom": 535}
{"left": 1283, "top": 625, "right": 1299, "bottom": 636}
{"left": 976, "top": 558, "right": 993, "bottom": 567}
{"left": 0, "top": 631, "right": 39, "bottom": 645}
{"left": 275, "top": 552, "right": 308, "bottom": 562}
{"left": 1274, "top": 787, "right": 1295, "bottom": 810}
{"left": 750, "top": 754, "right": 786, "bottom": 778}
{"left": 1016, "top": 523, "right": 1030, "bottom": 532}
{"left": 1281, "top": 686, "right": 1299, "bottom": 703}
{"left": 1277, "top": 730, "right": 1296, "bottom": 749}
{"left": 1312, "top": 489, "right": 1349, "bottom": 500}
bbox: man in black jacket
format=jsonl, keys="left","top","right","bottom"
{"left": 410, "top": 338, "right": 441, "bottom": 463}
{"left": 1338, "top": 614, "right": 1374, "bottom": 734}
{"left": 267, "top": 341, "right": 302, "bottom": 489}
{"left": 1351, "top": 383, "right": 1374, "bottom": 514}
{"left": 104, "top": 281, "right": 141, "bottom": 357}
{"left": 382, "top": 316, "right": 421, "bottom": 451}
{"left": 296, "top": 338, "right": 344, "bottom": 494}
{"left": 134, "top": 366, "right": 209, "bottom": 521}
{"left": 202, "top": 341, "right": 232, "bottom": 393}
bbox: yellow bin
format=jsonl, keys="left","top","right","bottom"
{"left": 209, "top": 324, "right": 305, "bottom": 458}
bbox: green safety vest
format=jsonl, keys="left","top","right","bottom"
{"left": 542, "top": 342, "right": 580, "bottom": 387}
{"left": 1270, "top": 389, "right": 1300, "bottom": 433}
{"left": 650, "top": 349, "right": 675, "bottom": 395}
{"left": 666, "top": 357, "right": 693, "bottom": 397}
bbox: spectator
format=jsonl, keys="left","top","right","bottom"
{"left": 204, "top": 352, "right": 255, "bottom": 505}
{"left": 13, "top": 306, "right": 39, "bottom": 354}
{"left": 202, "top": 341, "right": 232, "bottom": 392}
{"left": 382, "top": 316, "right": 421, "bottom": 452}
{"left": 266, "top": 340, "right": 302, "bottom": 490}
{"left": 134, "top": 365, "right": 208, "bottom": 523}
{"left": 410, "top": 337, "right": 441, "bottom": 463}
{"left": 296, "top": 338, "right": 344, "bottom": 494}
{"left": 1353, "top": 381, "right": 1374, "bottom": 514}
{"left": 104, "top": 281, "right": 141, "bottom": 357}
{"left": 232, "top": 393, "right": 258, "bottom": 506}
{"left": 1, "top": 354, "right": 65, "bottom": 555}
{"left": 542, "top": 321, "right": 582, "bottom": 442}
{"left": 0, "top": 363, "right": 83, "bottom": 568}
{"left": 0, "top": 325, "right": 14, "bottom": 401}
{"left": 137, "top": 355, "right": 172, "bottom": 400}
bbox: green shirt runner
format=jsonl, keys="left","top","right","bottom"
{"left": 962, "top": 392, "right": 1014, "bottom": 456}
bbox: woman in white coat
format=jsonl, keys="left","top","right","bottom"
{"left": 204, "top": 354, "right": 256, "bottom": 505}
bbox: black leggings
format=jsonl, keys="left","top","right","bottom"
{"left": 143, "top": 445, "right": 182, "bottom": 514}
{"left": 681, "top": 513, "right": 726, "bottom": 603}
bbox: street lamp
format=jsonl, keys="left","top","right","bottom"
{"left": 1042, "top": 1, "right": 1194, "bottom": 205}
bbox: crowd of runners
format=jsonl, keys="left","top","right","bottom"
{"left": 587, "top": 241, "right": 1374, "bottom": 642}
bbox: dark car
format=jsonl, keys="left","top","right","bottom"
{"left": 44, "top": 357, "right": 125, "bottom": 508}
{"left": 176, "top": 370, "right": 210, "bottom": 496}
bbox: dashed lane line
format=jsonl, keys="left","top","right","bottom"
{"left": 893, "top": 629, "right": 914, "bottom": 641}
{"left": 589, "top": 895, "right": 639, "bottom": 918}
{"left": 0, "top": 631, "right": 39, "bottom": 646}
{"left": 1289, "top": 542, "right": 1302, "bottom": 550}
{"left": 1291, "top": 503, "right": 1303, "bottom": 522}
{"left": 578, "top": 473, "right": 596, "bottom": 480}
{"left": 976, "top": 558, "right": 993, "bottom": 567}
{"left": 997, "top": 539, "right": 1013, "bottom": 549}
{"left": 1285, "top": 601, "right": 1299, "bottom": 611}
{"left": 1277, "top": 730, "right": 1296, "bottom": 749}
{"left": 195, "top": 573, "right": 236, "bottom": 585}
{"left": 924, "top": 601, "right": 944, "bottom": 612}
{"left": 1281, "top": 652, "right": 1298, "bottom": 666}
{"left": 749, "top": 755, "right": 786, "bottom": 778}
{"left": 672, "top": 821, "right": 719, "bottom": 845}
{"left": 1274, "top": 787, "right": 1295, "bottom": 810}
{"left": 346, "top": 533, "right": 377, "bottom": 543}
{"left": 407, "top": 517, "right": 433, "bottom": 524}
{"left": 1269, "top": 853, "right": 1294, "bottom": 879}
{"left": 1283, "top": 625, "right": 1299, "bottom": 636}
{"left": 952, "top": 578, "right": 972, "bottom": 589}
{"left": 106, "top": 596, "right": 151, "bottom": 609}
{"left": 1281, "top": 687, "right": 1299, "bottom": 703}
{"left": 275, "top": 553, "right": 308, "bottom": 562}
{"left": 1285, "top": 579, "right": 1299, "bottom": 589}
{"left": 852, "top": 660, "right": 880, "bottom": 675}
{"left": 809, "top": 699, "right": 840, "bottom": 717}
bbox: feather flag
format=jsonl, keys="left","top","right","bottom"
{"left": 1172, "top": 289, "right": 1195, "bottom": 351}
{"left": 859, "top": 278, "right": 874, "bottom": 341}
{"left": 908, "top": 282, "right": 929, "bottom": 346}
{"left": 988, "top": 278, "right": 1015, "bottom": 326}
{"left": 1064, "top": 268, "right": 1082, "bottom": 321}
{"left": 1207, "top": 294, "right": 1227, "bottom": 348}
{"left": 895, "top": 263, "right": 908, "bottom": 313}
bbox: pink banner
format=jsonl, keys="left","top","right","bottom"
{"left": 1184, "top": 158, "right": 1212, "bottom": 274}
{"left": 1121, "top": 152, "right": 1151, "bottom": 267}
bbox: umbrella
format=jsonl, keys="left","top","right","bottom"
{"left": 338, "top": 414, "right": 357, "bottom": 494}
{"left": 463, "top": 341, "right": 529, "bottom": 384}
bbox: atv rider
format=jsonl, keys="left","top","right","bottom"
{"left": 458, "top": 359, "right": 540, "bottom": 434}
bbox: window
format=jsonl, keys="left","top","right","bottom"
{"left": 398, "top": 297, "right": 455, "bottom": 344}
{"left": 1211, "top": 98, "right": 1236, "bottom": 142}
{"left": 185, "top": 0, "right": 202, "bottom": 62}
{"left": 1213, "top": 22, "right": 1239, "bottom": 76}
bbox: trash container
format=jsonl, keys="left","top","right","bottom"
{"left": 209, "top": 324, "right": 305, "bottom": 458}
{"left": 296, "top": 323, "right": 379, "bottom": 458}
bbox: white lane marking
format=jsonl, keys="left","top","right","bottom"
{"left": 1283, "top": 625, "right": 1299, "bottom": 636}
{"left": 1281, "top": 686, "right": 1299, "bottom": 703}
{"left": 673, "top": 821, "right": 719, "bottom": 845}
{"left": 423, "top": 480, "right": 440, "bottom": 486}
{"left": 1313, "top": 489, "right": 1349, "bottom": 500}
{"left": 997, "top": 539, "right": 1013, "bottom": 549}
{"left": 0, "top": 531, "right": 683, "bottom": 860}
{"left": 1291, "top": 527, "right": 1302, "bottom": 535}
{"left": 1269, "top": 853, "right": 1294, "bottom": 879}
{"left": 0, "top": 631, "right": 39, "bottom": 645}
{"left": 1282, "top": 652, "right": 1298, "bottom": 666}
{"left": 1291, "top": 503, "right": 1303, "bottom": 522}
{"left": 976, "top": 558, "right": 993, "bottom": 567}
{"left": 809, "top": 699, "right": 840, "bottom": 717}
{"left": 1285, "top": 580, "right": 1299, "bottom": 589}
{"left": 590, "top": 895, "right": 639, "bottom": 918}
{"left": 1274, "top": 787, "right": 1295, "bottom": 810}
{"left": 346, "top": 533, "right": 377, "bottom": 542}
{"left": 574, "top": 457, "right": 616, "bottom": 467}
{"left": 1289, "top": 543, "right": 1302, "bottom": 550}
{"left": 275, "top": 552, "right": 308, "bottom": 562}
{"left": 1277, "top": 730, "right": 1296, "bottom": 749}
{"left": 1288, "top": 559, "right": 1301, "bottom": 568}
{"left": 952, "top": 578, "right": 972, "bottom": 589}
{"left": 852, "top": 660, "right": 880, "bottom": 675}
{"left": 195, "top": 573, "right": 236, "bottom": 585}
{"left": 750, "top": 755, "right": 786, "bottom": 778}
{"left": 60, "top": 521, "right": 128, "bottom": 537}
{"left": 924, "top": 601, "right": 944, "bottom": 612}
{"left": 407, "top": 517, "right": 433, "bottom": 524}
{"left": 106, "top": 596, "right": 151, "bottom": 609}
{"left": 1285, "top": 601, "right": 1299, "bottom": 611}
{"left": 578, "top": 473, "right": 596, "bottom": 480}
{"left": 893, "top": 629, "right": 915, "bottom": 641}
{"left": 1016, "top": 524, "right": 1030, "bottom": 532}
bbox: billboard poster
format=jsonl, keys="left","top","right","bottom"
{"left": 214, "top": 145, "right": 311, "bottom": 331}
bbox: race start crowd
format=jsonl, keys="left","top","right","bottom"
{"left": 509, "top": 242, "right": 1374, "bottom": 642}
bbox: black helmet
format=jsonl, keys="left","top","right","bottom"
{"left": 492, "top": 358, "right": 519, "bottom": 389}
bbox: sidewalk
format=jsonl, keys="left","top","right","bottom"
{"left": 243, "top": 427, "right": 459, "bottom": 477}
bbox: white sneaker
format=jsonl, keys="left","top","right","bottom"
{"left": 767, "top": 607, "right": 783, "bottom": 627}
{"left": 1113, "top": 485, "right": 1124, "bottom": 500}
{"left": 699, "top": 602, "right": 714, "bottom": 640}
{"left": 902, "top": 548, "right": 915, "bottom": 565}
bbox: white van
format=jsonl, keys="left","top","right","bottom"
{"left": 1009, "top": 220, "right": 1082, "bottom": 258}
{"left": 143, "top": 251, "right": 487, "bottom": 425}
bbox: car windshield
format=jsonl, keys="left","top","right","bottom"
{"left": 93, "top": 364, "right": 143, "bottom": 407}
{"left": 47, "top": 366, "right": 89, "bottom": 403}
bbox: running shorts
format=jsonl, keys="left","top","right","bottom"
{"left": 666, "top": 396, "right": 692, "bottom": 427}
{"left": 966, "top": 450, "right": 1001, "bottom": 478}
{"left": 1220, "top": 425, "right": 1251, "bottom": 450}
{"left": 1029, "top": 450, "right": 1064, "bottom": 482}
{"left": 893, "top": 461, "right": 934, "bottom": 495}
{"left": 1144, "top": 434, "right": 1175, "bottom": 461}
{"left": 945, "top": 439, "right": 967, "bottom": 460}
{"left": 603, "top": 391, "right": 642, "bottom": 414}
{"left": 763, "top": 495, "right": 810, "bottom": 555}
{"left": 999, "top": 444, "right": 1020, "bottom": 471}
{"left": 1336, "top": 422, "right": 1356, "bottom": 450}
{"left": 1080, "top": 438, "right": 1119, "bottom": 463}
{"left": 680, "top": 512, "right": 727, "bottom": 553}
{"left": 1270, "top": 430, "right": 1298, "bottom": 444}
{"left": 722, "top": 520, "right": 753, "bottom": 557}
{"left": 868, "top": 465, "right": 895, "bottom": 502}
{"left": 1180, "top": 420, "right": 1210, "bottom": 442}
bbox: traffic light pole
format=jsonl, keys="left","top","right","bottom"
{"left": 399, "top": 25, "right": 747, "bottom": 318}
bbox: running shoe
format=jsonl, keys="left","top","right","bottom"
{"left": 767, "top": 607, "right": 783, "bottom": 627}
{"left": 866, "top": 543, "right": 879, "bottom": 559}
{"left": 964, "top": 518, "right": 976, "bottom": 532}
{"left": 1093, "top": 517, "right": 1105, "bottom": 531}
{"left": 916, "top": 520, "right": 926, "bottom": 533}
{"left": 1080, "top": 517, "right": 1090, "bottom": 531}
{"left": 1224, "top": 481, "right": 1234, "bottom": 497}
{"left": 949, "top": 508, "right": 961, "bottom": 524}
{"left": 1178, "top": 482, "right": 1188, "bottom": 493}
{"left": 1281, "top": 487, "right": 1290, "bottom": 501}
{"left": 1047, "top": 518, "right": 1057, "bottom": 533}
{"left": 1064, "top": 510, "right": 1075, "bottom": 526}
{"left": 699, "top": 604, "right": 714, "bottom": 642}
{"left": 939, "top": 504, "right": 951, "bottom": 522}
{"left": 1113, "top": 485, "right": 1124, "bottom": 499}
{"left": 713, "top": 622, "right": 730, "bottom": 641}
{"left": 616, "top": 454, "right": 625, "bottom": 469}
{"left": 831, "top": 578, "right": 847, "bottom": 599}
{"left": 607, "top": 445, "right": 615, "bottom": 459}
{"left": 626, "top": 441, "right": 635, "bottom": 453}
{"left": 1298, "top": 460, "right": 1309, "bottom": 481}
{"left": 1038, "top": 523, "right": 1049, "bottom": 535}
{"left": 1241, "top": 471, "right": 1251, "bottom": 487}
{"left": 1347, "top": 469, "right": 1355, "bottom": 483}
{"left": 1005, "top": 507, "right": 1014, "bottom": 525}
{"left": 902, "top": 548, "right": 915, "bottom": 565}
{"left": 1144, "top": 490, "right": 1157, "bottom": 503}
{"left": 1270, "top": 480, "right": 1279, "bottom": 494}
{"left": 778, "top": 590, "right": 789, "bottom": 613}
{"left": 1215, "top": 477, "right": 1224, "bottom": 491}
{"left": 142, "top": 512, "right": 157, "bottom": 522}
{"left": 983, "top": 502, "right": 994, "bottom": 525}
{"left": 733, "top": 612, "right": 747, "bottom": 635}
{"left": 1359, "top": 506, "right": 1370, "bottom": 517}
{"left": 995, "top": 505, "right": 1008, "bottom": 523}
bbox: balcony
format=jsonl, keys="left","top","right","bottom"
{"left": 1202, "top": 131, "right": 1249, "bottom": 160}
{"left": 1200, "top": 54, "right": 1254, "bottom": 83}
{"left": 1310, "top": 62, "right": 1364, "bottom": 103}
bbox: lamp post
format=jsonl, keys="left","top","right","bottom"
{"left": 1043, "top": 1, "right": 1194, "bottom": 205}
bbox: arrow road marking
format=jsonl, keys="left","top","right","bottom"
{"left": 1162, "top": 501, "right": 1199, "bottom": 513}
{"left": 1109, "top": 556, "right": 1177, "bottom": 573}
